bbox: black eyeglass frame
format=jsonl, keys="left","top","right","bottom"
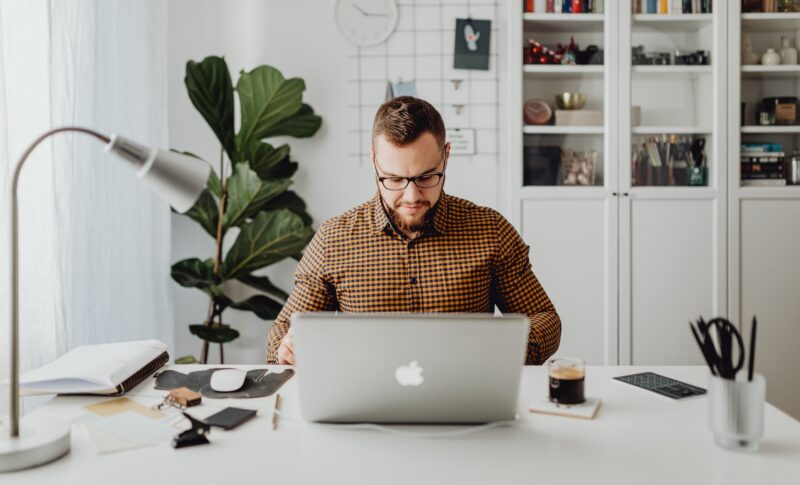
{"left": 372, "top": 144, "right": 449, "bottom": 191}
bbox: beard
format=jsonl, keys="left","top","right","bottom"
{"left": 382, "top": 197, "right": 435, "bottom": 234}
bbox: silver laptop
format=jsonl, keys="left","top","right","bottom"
{"left": 292, "top": 312, "right": 529, "bottom": 424}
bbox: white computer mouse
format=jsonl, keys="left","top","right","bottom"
{"left": 209, "top": 368, "right": 248, "bottom": 392}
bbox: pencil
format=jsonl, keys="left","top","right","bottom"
{"left": 272, "top": 393, "right": 281, "bottom": 430}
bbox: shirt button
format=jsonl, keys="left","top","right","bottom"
{"left": 410, "top": 277, "right": 417, "bottom": 284}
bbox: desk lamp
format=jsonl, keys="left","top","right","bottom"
{"left": 0, "top": 127, "right": 209, "bottom": 472}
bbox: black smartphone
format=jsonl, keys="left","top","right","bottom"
{"left": 203, "top": 407, "right": 257, "bottom": 430}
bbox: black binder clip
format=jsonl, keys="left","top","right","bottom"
{"left": 172, "top": 412, "right": 210, "bottom": 449}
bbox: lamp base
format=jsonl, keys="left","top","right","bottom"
{"left": 0, "top": 416, "right": 70, "bottom": 472}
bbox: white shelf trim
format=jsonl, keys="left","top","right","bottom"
{"left": 523, "top": 65, "right": 604, "bottom": 76}
{"left": 632, "top": 65, "right": 712, "bottom": 74}
{"left": 523, "top": 125, "right": 604, "bottom": 135}
{"left": 741, "top": 125, "right": 800, "bottom": 134}
{"left": 523, "top": 13, "right": 604, "bottom": 22}
{"left": 633, "top": 14, "right": 712, "bottom": 22}
{"left": 633, "top": 126, "right": 712, "bottom": 134}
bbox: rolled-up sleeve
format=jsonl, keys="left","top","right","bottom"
{"left": 491, "top": 213, "right": 561, "bottom": 365}
{"left": 266, "top": 222, "right": 338, "bottom": 364}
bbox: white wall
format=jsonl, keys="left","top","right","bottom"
{"left": 167, "top": 0, "right": 506, "bottom": 363}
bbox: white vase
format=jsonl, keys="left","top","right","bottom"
{"left": 781, "top": 37, "right": 798, "bottom": 64}
{"left": 762, "top": 48, "right": 781, "bottom": 66}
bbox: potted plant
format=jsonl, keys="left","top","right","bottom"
{"left": 171, "top": 56, "right": 321, "bottom": 364}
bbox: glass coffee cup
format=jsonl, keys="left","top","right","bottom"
{"left": 548, "top": 357, "right": 586, "bottom": 405}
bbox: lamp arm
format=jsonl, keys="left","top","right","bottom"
{"left": 8, "top": 126, "right": 110, "bottom": 437}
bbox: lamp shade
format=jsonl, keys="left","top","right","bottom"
{"left": 105, "top": 135, "right": 210, "bottom": 213}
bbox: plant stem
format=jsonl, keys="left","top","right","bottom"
{"left": 201, "top": 146, "right": 228, "bottom": 364}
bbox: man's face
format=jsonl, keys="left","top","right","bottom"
{"left": 371, "top": 132, "right": 449, "bottom": 234}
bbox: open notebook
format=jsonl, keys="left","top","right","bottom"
{"left": 20, "top": 340, "right": 169, "bottom": 396}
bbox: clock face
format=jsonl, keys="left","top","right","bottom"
{"left": 335, "top": 0, "right": 399, "bottom": 47}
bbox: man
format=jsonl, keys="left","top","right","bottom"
{"left": 266, "top": 96, "right": 560, "bottom": 365}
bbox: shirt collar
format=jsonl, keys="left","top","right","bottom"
{"left": 371, "top": 192, "right": 449, "bottom": 237}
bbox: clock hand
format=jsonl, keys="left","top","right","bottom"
{"left": 352, "top": 3, "right": 390, "bottom": 17}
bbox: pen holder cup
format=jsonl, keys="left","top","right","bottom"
{"left": 708, "top": 374, "right": 765, "bottom": 453}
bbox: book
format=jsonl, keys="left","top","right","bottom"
{"left": 20, "top": 340, "right": 169, "bottom": 395}
{"left": 529, "top": 397, "right": 602, "bottom": 419}
{"left": 742, "top": 179, "right": 787, "bottom": 186}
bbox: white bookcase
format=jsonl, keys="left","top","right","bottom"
{"left": 505, "top": 1, "right": 726, "bottom": 365}
{"left": 728, "top": 5, "right": 800, "bottom": 419}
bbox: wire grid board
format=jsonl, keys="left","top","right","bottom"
{"left": 347, "top": 0, "right": 500, "bottom": 166}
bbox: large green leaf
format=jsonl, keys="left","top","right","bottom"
{"left": 236, "top": 66, "right": 305, "bottom": 148}
{"left": 261, "top": 104, "right": 322, "bottom": 139}
{"left": 185, "top": 56, "right": 236, "bottom": 159}
{"left": 222, "top": 209, "right": 314, "bottom": 279}
{"left": 262, "top": 191, "right": 313, "bottom": 226}
{"left": 189, "top": 324, "right": 240, "bottom": 344}
{"left": 184, "top": 189, "right": 219, "bottom": 237}
{"left": 230, "top": 295, "right": 283, "bottom": 320}
{"left": 243, "top": 179, "right": 293, "bottom": 221}
{"left": 172, "top": 258, "right": 219, "bottom": 289}
{"left": 240, "top": 141, "right": 297, "bottom": 179}
{"left": 222, "top": 163, "right": 262, "bottom": 228}
{"left": 237, "top": 273, "right": 289, "bottom": 301}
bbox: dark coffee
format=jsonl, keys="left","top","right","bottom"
{"left": 549, "top": 366, "right": 585, "bottom": 405}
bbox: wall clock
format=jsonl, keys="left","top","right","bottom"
{"left": 335, "top": 0, "right": 399, "bottom": 47}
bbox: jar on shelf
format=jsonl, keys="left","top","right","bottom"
{"left": 774, "top": 97, "right": 798, "bottom": 125}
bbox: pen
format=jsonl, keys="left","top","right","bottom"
{"left": 748, "top": 317, "right": 757, "bottom": 382}
{"left": 272, "top": 393, "right": 281, "bottom": 430}
{"left": 689, "top": 321, "right": 717, "bottom": 376}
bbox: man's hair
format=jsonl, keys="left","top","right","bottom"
{"left": 372, "top": 96, "right": 446, "bottom": 148}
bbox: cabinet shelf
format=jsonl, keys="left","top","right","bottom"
{"left": 523, "top": 64, "right": 604, "bottom": 78}
{"left": 632, "top": 14, "right": 713, "bottom": 31}
{"left": 524, "top": 125, "right": 604, "bottom": 135}
{"left": 741, "top": 13, "right": 800, "bottom": 31}
{"left": 741, "top": 125, "right": 800, "bottom": 134}
{"left": 523, "top": 13, "right": 604, "bottom": 32}
{"left": 737, "top": 185, "right": 800, "bottom": 198}
{"left": 633, "top": 126, "right": 712, "bottom": 135}
{"left": 741, "top": 65, "right": 800, "bottom": 79}
{"left": 632, "top": 65, "right": 712, "bottom": 76}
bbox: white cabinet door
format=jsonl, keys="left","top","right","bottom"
{"left": 620, "top": 196, "right": 724, "bottom": 365}
{"left": 738, "top": 199, "right": 800, "bottom": 419}
{"left": 521, "top": 198, "right": 617, "bottom": 364}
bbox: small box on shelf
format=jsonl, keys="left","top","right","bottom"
{"left": 555, "top": 109, "right": 603, "bottom": 126}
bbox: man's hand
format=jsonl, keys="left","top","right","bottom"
{"left": 277, "top": 327, "right": 296, "bottom": 365}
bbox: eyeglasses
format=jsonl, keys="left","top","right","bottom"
{"left": 373, "top": 146, "right": 447, "bottom": 191}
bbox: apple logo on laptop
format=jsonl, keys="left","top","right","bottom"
{"left": 395, "top": 361, "right": 424, "bottom": 387}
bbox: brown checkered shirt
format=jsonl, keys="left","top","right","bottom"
{"left": 266, "top": 192, "right": 561, "bottom": 365}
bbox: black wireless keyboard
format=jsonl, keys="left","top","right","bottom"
{"left": 613, "top": 372, "right": 706, "bottom": 400}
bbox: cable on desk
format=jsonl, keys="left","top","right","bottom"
{"left": 272, "top": 410, "right": 524, "bottom": 439}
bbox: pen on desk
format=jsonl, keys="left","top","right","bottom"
{"left": 748, "top": 316, "right": 757, "bottom": 382}
{"left": 690, "top": 321, "right": 717, "bottom": 376}
{"left": 272, "top": 393, "right": 281, "bottom": 430}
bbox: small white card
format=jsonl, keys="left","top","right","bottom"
{"left": 446, "top": 129, "right": 476, "bottom": 155}
{"left": 529, "top": 397, "right": 601, "bottom": 420}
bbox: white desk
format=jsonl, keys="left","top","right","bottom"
{"left": 8, "top": 365, "right": 800, "bottom": 484}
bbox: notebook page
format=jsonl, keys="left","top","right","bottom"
{"left": 20, "top": 340, "right": 167, "bottom": 394}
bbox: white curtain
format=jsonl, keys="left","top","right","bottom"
{"left": 0, "top": 0, "right": 173, "bottom": 415}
